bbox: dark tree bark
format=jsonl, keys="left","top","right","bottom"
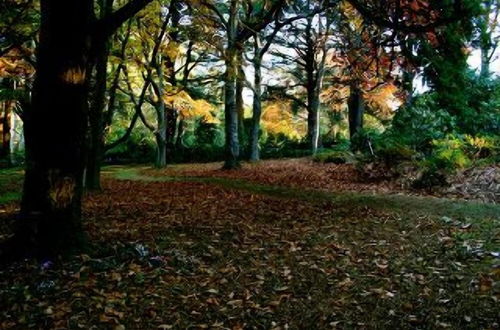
{"left": 85, "top": 0, "right": 145, "bottom": 190}
{"left": 151, "top": 63, "right": 167, "bottom": 169}
{"left": 348, "top": 85, "right": 364, "bottom": 140}
{"left": 146, "top": 15, "right": 172, "bottom": 168}
{"left": 155, "top": 131, "right": 167, "bottom": 167}
{"left": 10, "top": 0, "right": 152, "bottom": 257}
{"left": 223, "top": 51, "right": 240, "bottom": 169}
{"left": 480, "top": 47, "right": 491, "bottom": 79}
{"left": 19, "top": 0, "right": 93, "bottom": 255}
{"left": 166, "top": 108, "right": 178, "bottom": 155}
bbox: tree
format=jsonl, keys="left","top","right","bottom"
{"left": 15, "top": 0, "right": 153, "bottom": 256}
{"left": 247, "top": 8, "right": 319, "bottom": 161}
{"left": 475, "top": 0, "right": 499, "bottom": 78}
{"left": 270, "top": 1, "right": 334, "bottom": 154}
{"left": 86, "top": 0, "right": 115, "bottom": 190}
{"left": 117, "top": 0, "right": 211, "bottom": 167}
{"left": 199, "top": 0, "right": 287, "bottom": 168}
{"left": 336, "top": 2, "right": 396, "bottom": 140}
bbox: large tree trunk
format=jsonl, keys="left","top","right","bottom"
{"left": 164, "top": 0, "right": 180, "bottom": 161}
{"left": 19, "top": 0, "right": 92, "bottom": 255}
{"left": 166, "top": 107, "right": 178, "bottom": 160}
{"left": 249, "top": 54, "right": 262, "bottom": 162}
{"left": 348, "top": 86, "right": 364, "bottom": 140}
{"left": 224, "top": 54, "right": 240, "bottom": 169}
{"left": 223, "top": 0, "right": 240, "bottom": 169}
{"left": 154, "top": 100, "right": 167, "bottom": 168}
{"left": 303, "top": 15, "right": 322, "bottom": 155}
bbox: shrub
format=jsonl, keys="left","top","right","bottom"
{"left": 463, "top": 134, "right": 499, "bottom": 160}
{"left": 391, "top": 93, "right": 456, "bottom": 154}
{"left": 373, "top": 134, "right": 417, "bottom": 164}
{"left": 313, "top": 150, "right": 355, "bottom": 164}
{"left": 426, "top": 135, "right": 472, "bottom": 172}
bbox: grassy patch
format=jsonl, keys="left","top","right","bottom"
{"left": 0, "top": 168, "right": 23, "bottom": 205}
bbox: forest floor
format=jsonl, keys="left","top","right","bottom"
{"left": 0, "top": 159, "right": 499, "bottom": 329}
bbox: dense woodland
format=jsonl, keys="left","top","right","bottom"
{"left": 0, "top": 0, "right": 499, "bottom": 328}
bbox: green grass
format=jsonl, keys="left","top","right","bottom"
{"left": 0, "top": 167, "right": 23, "bottom": 205}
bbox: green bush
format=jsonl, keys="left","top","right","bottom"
{"left": 422, "top": 133, "right": 499, "bottom": 174}
{"left": 351, "top": 128, "right": 417, "bottom": 166}
{"left": 373, "top": 134, "right": 417, "bottom": 164}
{"left": 459, "top": 75, "right": 500, "bottom": 135}
{"left": 106, "top": 126, "right": 156, "bottom": 163}
{"left": 391, "top": 93, "right": 456, "bottom": 154}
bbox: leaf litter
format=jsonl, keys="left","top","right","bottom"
{"left": 0, "top": 165, "right": 499, "bottom": 329}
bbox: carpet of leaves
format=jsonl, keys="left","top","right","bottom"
{"left": 1, "top": 173, "right": 499, "bottom": 329}
{"left": 447, "top": 165, "right": 500, "bottom": 203}
{"left": 144, "top": 159, "right": 500, "bottom": 203}
{"left": 143, "top": 159, "right": 402, "bottom": 195}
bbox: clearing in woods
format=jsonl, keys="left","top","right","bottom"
{"left": 0, "top": 160, "right": 499, "bottom": 328}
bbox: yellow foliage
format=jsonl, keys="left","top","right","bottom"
{"left": 262, "top": 101, "right": 304, "bottom": 140}
{"left": 163, "top": 90, "right": 218, "bottom": 124}
{"left": 340, "top": 1, "right": 364, "bottom": 30}
{"left": 0, "top": 49, "right": 34, "bottom": 78}
{"left": 163, "top": 41, "right": 180, "bottom": 61}
{"left": 464, "top": 135, "right": 494, "bottom": 150}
